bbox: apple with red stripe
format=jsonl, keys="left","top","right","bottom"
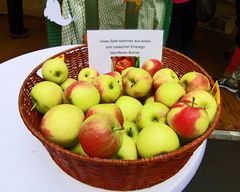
{"left": 79, "top": 113, "right": 123, "bottom": 158}
{"left": 63, "top": 80, "right": 100, "bottom": 113}
{"left": 180, "top": 89, "right": 217, "bottom": 123}
{"left": 105, "top": 71, "right": 124, "bottom": 95}
{"left": 167, "top": 99, "right": 210, "bottom": 140}
{"left": 179, "top": 71, "right": 211, "bottom": 93}
{"left": 41, "top": 104, "right": 85, "bottom": 148}
{"left": 60, "top": 78, "right": 77, "bottom": 91}
{"left": 91, "top": 74, "right": 121, "bottom": 103}
{"left": 105, "top": 71, "right": 122, "bottom": 86}
{"left": 141, "top": 59, "right": 163, "bottom": 77}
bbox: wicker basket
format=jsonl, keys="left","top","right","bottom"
{"left": 18, "top": 45, "right": 221, "bottom": 191}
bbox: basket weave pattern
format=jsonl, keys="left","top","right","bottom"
{"left": 18, "top": 45, "right": 221, "bottom": 191}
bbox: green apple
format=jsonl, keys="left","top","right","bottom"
{"left": 91, "top": 75, "right": 121, "bottom": 103}
{"left": 77, "top": 67, "right": 99, "bottom": 82}
{"left": 63, "top": 80, "right": 100, "bottom": 113}
{"left": 40, "top": 104, "right": 85, "bottom": 148}
{"left": 69, "top": 142, "right": 88, "bottom": 156}
{"left": 85, "top": 103, "right": 124, "bottom": 126}
{"left": 122, "top": 121, "right": 139, "bottom": 143}
{"left": 115, "top": 95, "right": 142, "bottom": 122}
{"left": 30, "top": 81, "right": 63, "bottom": 113}
{"left": 60, "top": 78, "right": 77, "bottom": 91}
{"left": 122, "top": 67, "right": 153, "bottom": 98}
{"left": 113, "top": 134, "right": 138, "bottom": 160}
{"left": 136, "top": 102, "right": 169, "bottom": 131}
{"left": 41, "top": 58, "right": 68, "bottom": 84}
{"left": 153, "top": 68, "right": 179, "bottom": 90}
{"left": 180, "top": 90, "right": 217, "bottom": 122}
{"left": 180, "top": 71, "right": 211, "bottom": 92}
{"left": 167, "top": 101, "right": 210, "bottom": 139}
{"left": 136, "top": 123, "right": 180, "bottom": 158}
{"left": 144, "top": 95, "right": 155, "bottom": 104}
{"left": 138, "top": 88, "right": 155, "bottom": 104}
{"left": 154, "top": 82, "right": 186, "bottom": 107}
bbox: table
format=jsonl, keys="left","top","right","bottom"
{"left": 0, "top": 45, "right": 206, "bottom": 192}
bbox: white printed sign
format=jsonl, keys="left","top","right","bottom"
{"left": 87, "top": 30, "right": 163, "bottom": 74}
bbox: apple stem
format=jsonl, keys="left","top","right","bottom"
{"left": 30, "top": 103, "right": 37, "bottom": 111}
{"left": 113, "top": 127, "right": 123, "bottom": 132}
{"left": 130, "top": 81, "right": 135, "bottom": 87}
{"left": 192, "top": 97, "right": 195, "bottom": 107}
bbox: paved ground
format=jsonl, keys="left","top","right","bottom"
{"left": 183, "top": 139, "right": 240, "bottom": 192}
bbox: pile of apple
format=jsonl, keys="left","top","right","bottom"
{"left": 30, "top": 56, "right": 218, "bottom": 160}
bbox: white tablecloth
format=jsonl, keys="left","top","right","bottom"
{"left": 0, "top": 45, "right": 206, "bottom": 192}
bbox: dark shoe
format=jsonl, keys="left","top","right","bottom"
{"left": 218, "top": 78, "right": 238, "bottom": 93}
{"left": 22, "top": 28, "right": 29, "bottom": 33}
{"left": 10, "top": 30, "right": 29, "bottom": 39}
{"left": 223, "top": 51, "right": 231, "bottom": 58}
{"left": 236, "top": 91, "right": 240, "bottom": 101}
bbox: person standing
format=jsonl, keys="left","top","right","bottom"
{"left": 7, "top": 0, "right": 29, "bottom": 38}
{"left": 167, "top": 0, "right": 197, "bottom": 59}
{"left": 218, "top": 29, "right": 240, "bottom": 100}
{"left": 218, "top": 0, "right": 240, "bottom": 100}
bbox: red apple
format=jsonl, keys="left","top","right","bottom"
{"left": 141, "top": 59, "right": 163, "bottom": 76}
{"left": 114, "top": 57, "right": 134, "bottom": 73}
{"left": 167, "top": 100, "right": 210, "bottom": 139}
{"left": 85, "top": 103, "right": 124, "bottom": 126}
{"left": 79, "top": 113, "right": 123, "bottom": 158}
{"left": 180, "top": 90, "right": 217, "bottom": 123}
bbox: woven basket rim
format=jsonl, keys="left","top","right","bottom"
{"left": 18, "top": 44, "right": 222, "bottom": 166}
